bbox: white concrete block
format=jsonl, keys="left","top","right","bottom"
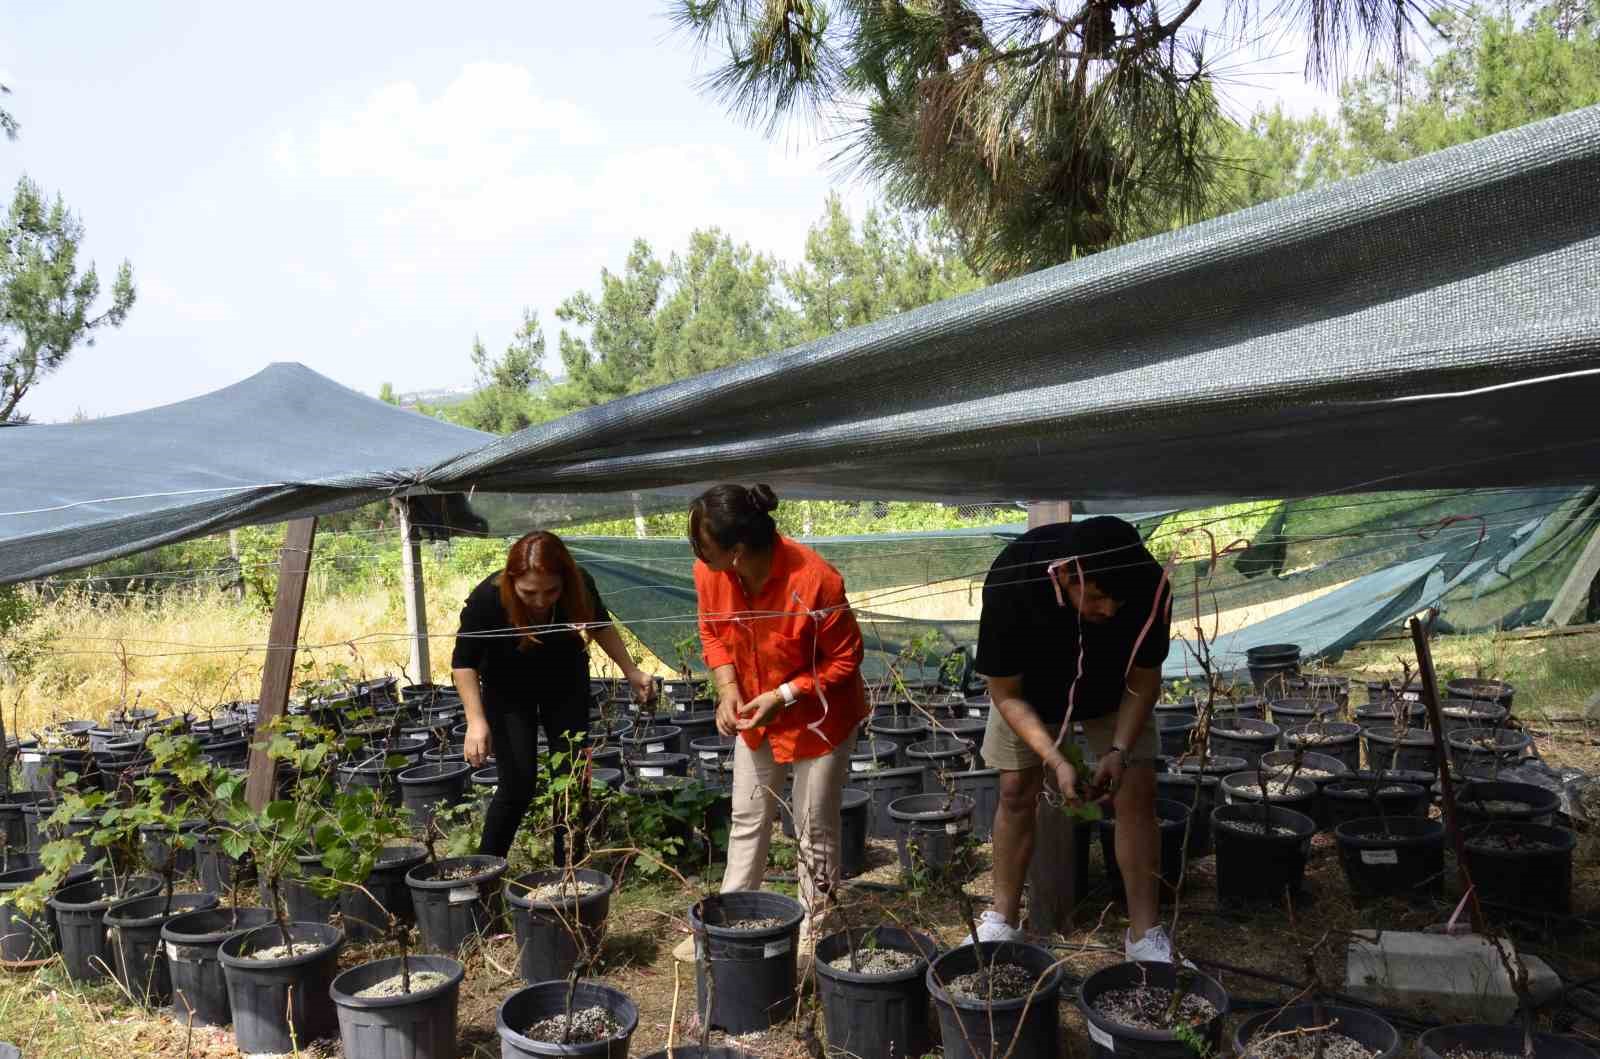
{"left": 1346, "top": 930, "right": 1538, "bottom": 1021}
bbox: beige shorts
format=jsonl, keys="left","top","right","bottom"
{"left": 980, "top": 706, "right": 1160, "bottom": 773}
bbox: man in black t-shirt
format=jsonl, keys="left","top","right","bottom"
{"left": 970, "top": 516, "right": 1178, "bottom": 961}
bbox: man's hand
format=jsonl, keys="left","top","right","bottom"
{"left": 715, "top": 687, "right": 745, "bottom": 736}
{"left": 735, "top": 691, "right": 785, "bottom": 731}
{"left": 1051, "top": 756, "right": 1080, "bottom": 803}
{"left": 1091, "top": 748, "right": 1126, "bottom": 804}
{"left": 464, "top": 720, "right": 493, "bottom": 768}
{"left": 626, "top": 668, "right": 655, "bottom": 705}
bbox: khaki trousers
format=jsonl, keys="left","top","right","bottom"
{"left": 722, "top": 732, "right": 853, "bottom": 920}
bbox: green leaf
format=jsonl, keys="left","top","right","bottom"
{"left": 265, "top": 800, "right": 296, "bottom": 824}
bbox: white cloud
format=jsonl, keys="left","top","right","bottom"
{"left": 138, "top": 273, "right": 233, "bottom": 325}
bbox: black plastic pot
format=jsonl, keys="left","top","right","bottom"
{"left": 1161, "top": 714, "right": 1201, "bottom": 760}
{"left": 637, "top": 1049, "right": 753, "bottom": 1059}
{"left": 1269, "top": 696, "right": 1344, "bottom": 729}
{"left": 1463, "top": 822, "right": 1576, "bottom": 916}
{"left": 1221, "top": 771, "right": 1318, "bottom": 821}
{"left": 1322, "top": 780, "right": 1430, "bottom": 832}
{"left": 1456, "top": 779, "right": 1561, "bottom": 828}
{"left": 1080, "top": 959, "right": 1228, "bottom": 1058}
{"left": 905, "top": 736, "right": 974, "bottom": 791}
{"left": 1286, "top": 673, "right": 1352, "bottom": 708}
{"left": 161, "top": 905, "right": 275, "bottom": 1027}
{"left": 1099, "top": 798, "right": 1192, "bottom": 902}
{"left": 0, "top": 791, "right": 49, "bottom": 870}
{"left": 866, "top": 715, "right": 930, "bottom": 766}
{"left": 1214, "top": 696, "right": 1268, "bottom": 723}
{"left": 139, "top": 820, "right": 204, "bottom": 879}
{"left": 105, "top": 891, "right": 219, "bottom": 1006}
{"left": 1155, "top": 699, "right": 1198, "bottom": 726}
{"left": 849, "top": 764, "right": 927, "bottom": 840}
{"left": 405, "top": 855, "right": 508, "bottom": 955}
{"left": 48, "top": 874, "right": 161, "bottom": 982}
{"left": 1234, "top": 1003, "right": 1399, "bottom": 1059}
{"left": 1447, "top": 727, "right": 1532, "bottom": 778}
{"left": 1334, "top": 815, "right": 1445, "bottom": 899}
{"left": 398, "top": 760, "right": 471, "bottom": 834}
{"left": 927, "top": 940, "right": 1062, "bottom": 1059}
{"left": 1259, "top": 750, "right": 1350, "bottom": 827}
{"left": 849, "top": 737, "right": 898, "bottom": 772}
{"left": 1245, "top": 643, "right": 1301, "bottom": 697}
{"left": 814, "top": 926, "right": 939, "bottom": 1059}
{"left": 496, "top": 980, "right": 639, "bottom": 1058}
{"left": 1355, "top": 700, "right": 1428, "bottom": 730}
{"left": 331, "top": 954, "right": 465, "bottom": 1059}
{"left": 1419, "top": 1024, "right": 1595, "bottom": 1059}
{"left": 1282, "top": 722, "right": 1363, "bottom": 772}
{"left": 340, "top": 844, "right": 427, "bottom": 942}
{"left": 1363, "top": 725, "right": 1439, "bottom": 774}
{"left": 888, "top": 793, "right": 974, "bottom": 880}
{"left": 0, "top": 864, "right": 54, "bottom": 962}
{"left": 1209, "top": 718, "right": 1281, "bottom": 768}
{"left": 622, "top": 723, "right": 684, "bottom": 760}
{"left": 691, "top": 890, "right": 804, "bottom": 1034}
{"left": 1438, "top": 700, "right": 1509, "bottom": 737}
{"left": 338, "top": 759, "right": 405, "bottom": 806}
{"left": 219, "top": 921, "right": 345, "bottom": 1055}
{"left": 949, "top": 768, "right": 1000, "bottom": 843}
{"left": 507, "top": 867, "right": 615, "bottom": 983}
{"left": 932, "top": 716, "right": 988, "bottom": 755}
{"left": 20, "top": 799, "right": 58, "bottom": 862}
{"left": 691, "top": 734, "right": 737, "bottom": 785}
{"left": 195, "top": 829, "right": 254, "bottom": 894}
{"left": 839, "top": 787, "right": 871, "bottom": 878}
{"left": 1442, "top": 678, "right": 1516, "bottom": 713}
{"left": 1212, "top": 803, "right": 1315, "bottom": 902}
{"left": 627, "top": 751, "right": 690, "bottom": 778}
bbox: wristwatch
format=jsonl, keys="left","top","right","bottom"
{"left": 777, "top": 682, "right": 797, "bottom": 707}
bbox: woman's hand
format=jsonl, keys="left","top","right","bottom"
{"left": 464, "top": 720, "right": 493, "bottom": 768}
{"left": 626, "top": 668, "right": 655, "bottom": 705}
{"left": 715, "top": 687, "right": 744, "bottom": 737}
{"left": 735, "top": 691, "right": 786, "bottom": 732}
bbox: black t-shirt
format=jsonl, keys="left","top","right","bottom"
{"left": 976, "top": 520, "right": 1171, "bottom": 724}
{"left": 450, "top": 568, "right": 609, "bottom": 706}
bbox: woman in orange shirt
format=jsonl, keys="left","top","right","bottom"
{"left": 678, "top": 483, "right": 868, "bottom": 956}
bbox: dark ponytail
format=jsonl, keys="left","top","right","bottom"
{"left": 689, "top": 483, "right": 780, "bottom": 553}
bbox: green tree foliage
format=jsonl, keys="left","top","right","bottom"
{"left": 378, "top": 381, "right": 399, "bottom": 405}
{"left": 784, "top": 194, "right": 982, "bottom": 341}
{"left": 0, "top": 83, "right": 16, "bottom": 143}
{"left": 0, "top": 177, "right": 136, "bottom": 422}
{"left": 670, "top": 0, "right": 1436, "bottom": 277}
{"left": 551, "top": 239, "right": 668, "bottom": 413}
{"left": 651, "top": 229, "right": 791, "bottom": 383}
{"left": 452, "top": 308, "right": 553, "bottom": 433}
{"left": 1214, "top": 0, "right": 1600, "bottom": 213}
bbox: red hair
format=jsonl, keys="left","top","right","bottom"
{"left": 499, "top": 531, "right": 595, "bottom": 650}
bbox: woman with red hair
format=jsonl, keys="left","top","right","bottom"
{"left": 451, "top": 530, "right": 652, "bottom": 859}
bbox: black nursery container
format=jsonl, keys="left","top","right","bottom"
{"left": 1282, "top": 722, "right": 1363, "bottom": 773}
{"left": 887, "top": 793, "right": 974, "bottom": 880}
{"left": 0, "top": 864, "right": 55, "bottom": 961}
{"left": 1447, "top": 727, "right": 1533, "bottom": 778}
{"left": 397, "top": 760, "right": 471, "bottom": 834}
{"left": 1463, "top": 822, "right": 1576, "bottom": 916}
{"left": 340, "top": 844, "right": 427, "bottom": 942}
{"left": 330, "top": 954, "right": 465, "bottom": 1059}
{"left": 1363, "top": 725, "right": 1439, "bottom": 774}
{"left": 927, "top": 940, "right": 1062, "bottom": 1059}
{"left": 1079, "top": 960, "right": 1229, "bottom": 1058}
{"left": 196, "top": 828, "right": 254, "bottom": 894}
{"left": 405, "top": 855, "right": 508, "bottom": 955}
{"left": 1209, "top": 718, "right": 1281, "bottom": 768}
{"left": 506, "top": 867, "right": 615, "bottom": 983}
{"left": 849, "top": 764, "right": 927, "bottom": 840}
{"left": 691, "top": 890, "right": 804, "bottom": 1034}
{"left": 1212, "top": 803, "right": 1315, "bottom": 902}
{"left": 1420, "top": 1025, "right": 1596, "bottom": 1059}
{"left": 1334, "top": 815, "right": 1445, "bottom": 900}
{"left": 949, "top": 768, "right": 1001, "bottom": 843}
{"left": 865, "top": 715, "right": 930, "bottom": 766}
{"left": 48, "top": 873, "right": 161, "bottom": 982}
{"left": 1234, "top": 1004, "right": 1399, "bottom": 1059}
{"left": 1322, "top": 780, "right": 1431, "bottom": 832}
{"left": 162, "top": 905, "right": 275, "bottom": 1027}
{"left": 814, "top": 926, "right": 939, "bottom": 1059}
{"left": 219, "top": 922, "right": 345, "bottom": 1055}
{"left": 905, "top": 736, "right": 974, "bottom": 791}
{"left": 496, "top": 980, "right": 639, "bottom": 1059}
{"left": 838, "top": 787, "right": 871, "bottom": 878}
{"left": 104, "top": 891, "right": 219, "bottom": 1006}
{"left": 1456, "top": 780, "right": 1561, "bottom": 828}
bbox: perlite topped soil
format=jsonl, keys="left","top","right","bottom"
{"left": 1093, "top": 985, "right": 1218, "bottom": 1031}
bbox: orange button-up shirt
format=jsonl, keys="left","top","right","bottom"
{"left": 694, "top": 535, "right": 869, "bottom": 764}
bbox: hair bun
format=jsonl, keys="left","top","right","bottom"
{"left": 747, "top": 483, "right": 779, "bottom": 514}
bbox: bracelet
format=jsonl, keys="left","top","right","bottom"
{"left": 778, "top": 682, "right": 797, "bottom": 706}
{"left": 1106, "top": 744, "right": 1127, "bottom": 761}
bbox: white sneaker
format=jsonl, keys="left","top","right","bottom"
{"left": 963, "top": 910, "right": 1023, "bottom": 945}
{"left": 1124, "top": 925, "right": 1196, "bottom": 967}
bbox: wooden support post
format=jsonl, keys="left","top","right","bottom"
{"left": 245, "top": 518, "right": 318, "bottom": 810}
{"left": 1025, "top": 497, "right": 1076, "bottom": 936}
{"left": 1410, "top": 609, "right": 1484, "bottom": 932}
{"left": 1545, "top": 523, "right": 1600, "bottom": 627}
{"left": 398, "top": 502, "right": 431, "bottom": 685}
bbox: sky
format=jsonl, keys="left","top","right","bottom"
{"left": 4, "top": 1, "right": 1339, "bottom": 423}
